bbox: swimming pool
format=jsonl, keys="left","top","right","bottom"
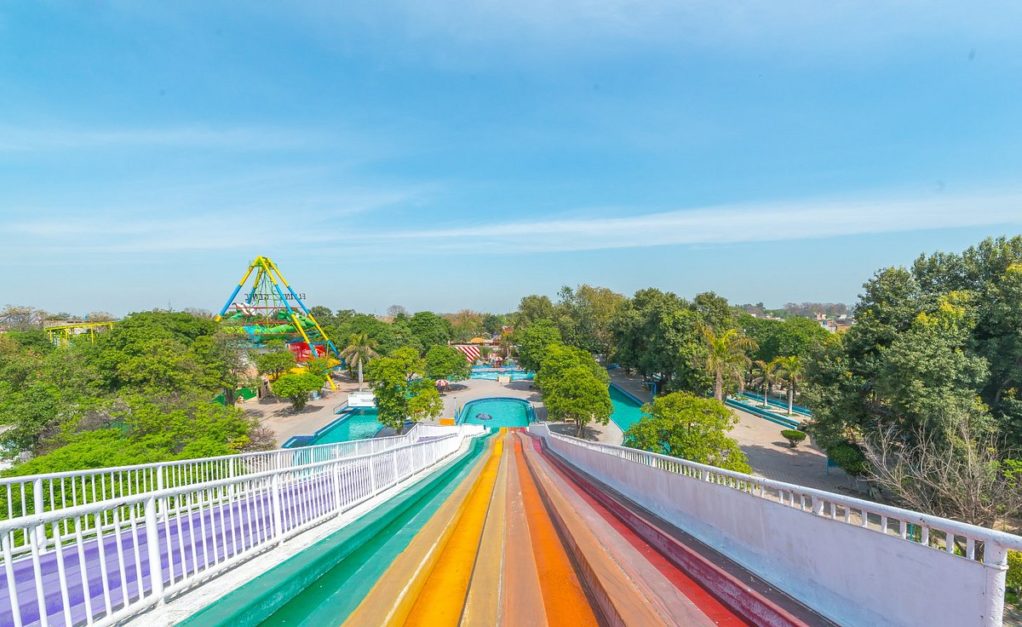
{"left": 458, "top": 398, "right": 534, "bottom": 428}
{"left": 469, "top": 367, "right": 534, "bottom": 381}
{"left": 283, "top": 407, "right": 384, "bottom": 448}
{"left": 609, "top": 384, "right": 648, "bottom": 432}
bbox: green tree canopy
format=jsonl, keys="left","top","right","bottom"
{"left": 408, "top": 311, "right": 453, "bottom": 351}
{"left": 424, "top": 345, "right": 471, "bottom": 381}
{"left": 535, "top": 343, "right": 608, "bottom": 393}
{"left": 803, "top": 236, "right": 1022, "bottom": 456}
{"left": 513, "top": 319, "right": 562, "bottom": 372}
{"left": 555, "top": 284, "right": 626, "bottom": 357}
{"left": 624, "top": 392, "right": 751, "bottom": 473}
{"left": 610, "top": 288, "right": 704, "bottom": 393}
{"left": 339, "top": 332, "right": 380, "bottom": 388}
{"left": 366, "top": 347, "right": 440, "bottom": 433}
{"left": 515, "top": 294, "right": 556, "bottom": 327}
{"left": 543, "top": 366, "right": 612, "bottom": 436}
{"left": 254, "top": 349, "right": 297, "bottom": 378}
{"left": 271, "top": 372, "right": 325, "bottom": 411}
{"left": 699, "top": 327, "right": 756, "bottom": 401}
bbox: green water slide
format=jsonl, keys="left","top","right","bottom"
{"left": 181, "top": 433, "right": 491, "bottom": 626}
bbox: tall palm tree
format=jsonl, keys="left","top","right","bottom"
{"left": 751, "top": 358, "right": 780, "bottom": 407}
{"left": 774, "top": 355, "right": 804, "bottom": 415}
{"left": 339, "top": 332, "right": 379, "bottom": 390}
{"left": 701, "top": 327, "right": 757, "bottom": 402}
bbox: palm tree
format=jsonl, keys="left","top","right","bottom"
{"left": 750, "top": 359, "right": 780, "bottom": 407}
{"left": 701, "top": 327, "right": 757, "bottom": 402}
{"left": 774, "top": 355, "right": 804, "bottom": 416}
{"left": 339, "top": 332, "right": 379, "bottom": 390}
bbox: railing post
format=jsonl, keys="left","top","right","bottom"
{"left": 392, "top": 450, "right": 399, "bottom": 487}
{"left": 369, "top": 456, "right": 377, "bottom": 495}
{"left": 983, "top": 543, "right": 1009, "bottom": 627}
{"left": 155, "top": 465, "right": 165, "bottom": 514}
{"left": 144, "top": 496, "right": 164, "bottom": 601}
{"left": 332, "top": 462, "right": 343, "bottom": 514}
{"left": 271, "top": 474, "right": 284, "bottom": 544}
{"left": 32, "top": 478, "right": 45, "bottom": 550}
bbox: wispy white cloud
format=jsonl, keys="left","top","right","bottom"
{"left": 348, "top": 190, "right": 1022, "bottom": 254}
{"left": 5, "top": 188, "right": 1020, "bottom": 257}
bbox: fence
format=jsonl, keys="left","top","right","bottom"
{"left": 530, "top": 424, "right": 1022, "bottom": 626}
{"left": 0, "top": 428, "right": 469, "bottom": 627}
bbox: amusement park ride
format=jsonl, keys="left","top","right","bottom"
{"left": 215, "top": 256, "right": 340, "bottom": 365}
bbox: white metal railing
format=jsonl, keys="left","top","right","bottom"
{"left": 0, "top": 429, "right": 422, "bottom": 555}
{"left": 533, "top": 425, "right": 1022, "bottom": 567}
{"left": 0, "top": 430, "right": 469, "bottom": 627}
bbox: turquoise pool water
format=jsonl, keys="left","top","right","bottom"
{"left": 609, "top": 385, "right": 648, "bottom": 432}
{"left": 469, "top": 367, "right": 534, "bottom": 381}
{"left": 306, "top": 408, "right": 384, "bottom": 445}
{"left": 459, "top": 398, "right": 533, "bottom": 427}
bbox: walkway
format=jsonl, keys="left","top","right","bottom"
{"left": 190, "top": 430, "right": 824, "bottom": 626}
{"left": 608, "top": 371, "right": 858, "bottom": 493}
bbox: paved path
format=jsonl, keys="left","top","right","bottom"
{"left": 609, "top": 371, "right": 861, "bottom": 494}
{"left": 251, "top": 377, "right": 367, "bottom": 446}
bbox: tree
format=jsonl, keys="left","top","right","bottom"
{"left": 408, "top": 311, "right": 452, "bottom": 351}
{"left": 741, "top": 314, "right": 829, "bottom": 363}
{"left": 447, "top": 310, "right": 485, "bottom": 342}
{"left": 555, "top": 284, "right": 626, "bottom": 357}
{"left": 860, "top": 416, "right": 1022, "bottom": 528}
{"left": 624, "top": 392, "right": 751, "bottom": 473}
{"left": 254, "top": 349, "right": 297, "bottom": 379}
{"left": 750, "top": 359, "right": 780, "bottom": 407}
{"left": 611, "top": 289, "right": 704, "bottom": 393}
{"left": 535, "top": 343, "right": 608, "bottom": 394}
{"left": 513, "top": 319, "right": 562, "bottom": 372}
{"left": 699, "top": 327, "right": 756, "bottom": 401}
{"left": 406, "top": 379, "right": 444, "bottom": 422}
{"left": 774, "top": 355, "right": 806, "bottom": 416}
{"left": 0, "top": 305, "right": 45, "bottom": 331}
{"left": 424, "top": 345, "right": 471, "bottom": 381}
{"left": 339, "top": 332, "right": 380, "bottom": 389}
{"left": 482, "top": 313, "right": 507, "bottom": 336}
{"left": 271, "top": 372, "right": 325, "bottom": 412}
{"left": 692, "top": 291, "right": 735, "bottom": 332}
{"left": 366, "top": 347, "right": 437, "bottom": 433}
{"left": 544, "top": 366, "right": 612, "bottom": 436}
{"left": 516, "top": 295, "right": 556, "bottom": 327}
{"left": 192, "top": 332, "right": 248, "bottom": 404}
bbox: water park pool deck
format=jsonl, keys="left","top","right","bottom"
{"left": 458, "top": 397, "right": 535, "bottom": 428}
{"left": 283, "top": 406, "right": 384, "bottom": 448}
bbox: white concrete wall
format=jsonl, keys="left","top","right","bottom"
{"left": 547, "top": 437, "right": 1004, "bottom": 627}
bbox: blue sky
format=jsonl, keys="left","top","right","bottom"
{"left": 2, "top": 2, "right": 1022, "bottom": 315}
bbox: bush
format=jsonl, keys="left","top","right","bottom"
{"left": 1008, "top": 550, "right": 1022, "bottom": 596}
{"left": 827, "top": 440, "right": 867, "bottom": 475}
{"left": 781, "top": 429, "right": 807, "bottom": 448}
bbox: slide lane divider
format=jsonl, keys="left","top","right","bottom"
{"left": 512, "top": 433, "right": 599, "bottom": 626}
{"left": 461, "top": 437, "right": 510, "bottom": 625}
{"left": 387, "top": 430, "right": 506, "bottom": 627}
{"left": 517, "top": 431, "right": 676, "bottom": 626}
{"left": 181, "top": 433, "right": 494, "bottom": 627}
{"left": 531, "top": 433, "right": 818, "bottom": 627}
{"left": 501, "top": 435, "right": 550, "bottom": 626}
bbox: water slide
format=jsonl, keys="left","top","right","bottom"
{"left": 186, "top": 430, "right": 825, "bottom": 626}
